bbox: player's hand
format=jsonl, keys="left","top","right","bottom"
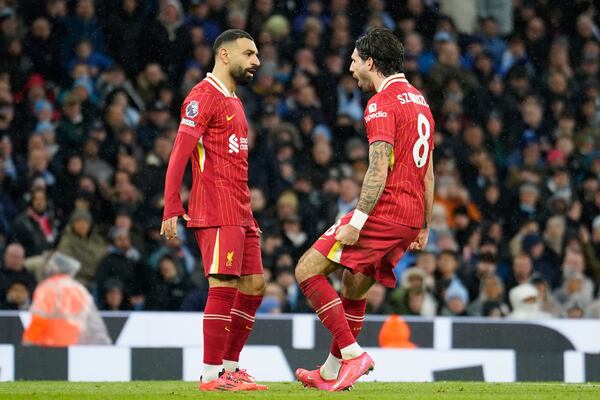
{"left": 409, "top": 227, "right": 430, "bottom": 251}
{"left": 160, "top": 214, "right": 190, "bottom": 240}
{"left": 335, "top": 224, "right": 360, "bottom": 246}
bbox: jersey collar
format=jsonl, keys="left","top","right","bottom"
{"left": 205, "top": 72, "right": 237, "bottom": 98}
{"left": 377, "top": 73, "right": 407, "bottom": 93}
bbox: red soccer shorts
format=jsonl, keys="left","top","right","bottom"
{"left": 194, "top": 222, "right": 263, "bottom": 277}
{"left": 313, "top": 211, "right": 420, "bottom": 288}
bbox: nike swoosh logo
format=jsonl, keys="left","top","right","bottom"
{"left": 307, "top": 376, "right": 315, "bottom": 380}
{"left": 226, "top": 114, "right": 235, "bottom": 121}
{"left": 225, "top": 327, "right": 230, "bottom": 332}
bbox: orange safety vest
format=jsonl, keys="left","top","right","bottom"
{"left": 378, "top": 315, "right": 416, "bottom": 348}
{"left": 22, "top": 274, "right": 90, "bottom": 347}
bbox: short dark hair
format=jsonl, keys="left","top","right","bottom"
{"left": 355, "top": 28, "right": 404, "bottom": 76}
{"left": 213, "top": 29, "right": 254, "bottom": 53}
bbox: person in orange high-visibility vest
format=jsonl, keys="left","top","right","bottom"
{"left": 22, "top": 252, "right": 110, "bottom": 347}
{"left": 379, "top": 315, "right": 416, "bottom": 349}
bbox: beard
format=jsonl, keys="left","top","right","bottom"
{"left": 231, "top": 65, "right": 257, "bottom": 86}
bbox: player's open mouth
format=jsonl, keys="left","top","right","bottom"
{"left": 247, "top": 68, "right": 258, "bottom": 76}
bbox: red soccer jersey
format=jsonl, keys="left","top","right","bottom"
{"left": 363, "top": 73, "right": 435, "bottom": 228}
{"left": 163, "top": 73, "right": 253, "bottom": 227}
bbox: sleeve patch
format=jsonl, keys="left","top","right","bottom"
{"left": 185, "top": 101, "right": 199, "bottom": 118}
{"left": 181, "top": 118, "right": 196, "bottom": 127}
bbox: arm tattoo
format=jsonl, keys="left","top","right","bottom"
{"left": 356, "top": 141, "right": 392, "bottom": 215}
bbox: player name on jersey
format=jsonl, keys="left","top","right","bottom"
{"left": 363, "top": 73, "right": 435, "bottom": 229}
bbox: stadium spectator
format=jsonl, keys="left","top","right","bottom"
{"left": 365, "top": 283, "right": 393, "bottom": 315}
{"left": 56, "top": 209, "right": 106, "bottom": 290}
{"left": 0, "top": 279, "right": 31, "bottom": 310}
{"left": 508, "top": 283, "right": 553, "bottom": 320}
{"left": 506, "top": 253, "right": 533, "bottom": 292}
{"left": 0, "top": 243, "right": 36, "bottom": 302}
{"left": 61, "top": 0, "right": 107, "bottom": 67}
{"left": 389, "top": 267, "right": 437, "bottom": 317}
{"left": 12, "top": 188, "right": 58, "bottom": 257}
{"left": 105, "top": 0, "right": 146, "bottom": 77}
{"left": 95, "top": 226, "right": 153, "bottom": 310}
{"left": 142, "top": 0, "right": 192, "bottom": 85}
{"left": 467, "top": 274, "right": 509, "bottom": 316}
{"left": 98, "top": 278, "right": 129, "bottom": 311}
{"left": 441, "top": 279, "right": 470, "bottom": 316}
{"left": 146, "top": 255, "right": 193, "bottom": 311}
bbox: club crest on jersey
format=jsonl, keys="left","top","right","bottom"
{"left": 226, "top": 251, "right": 234, "bottom": 267}
{"left": 368, "top": 103, "right": 377, "bottom": 113}
{"left": 186, "top": 101, "right": 199, "bottom": 118}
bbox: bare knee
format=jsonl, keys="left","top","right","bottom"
{"left": 239, "top": 273, "right": 266, "bottom": 296}
{"left": 295, "top": 248, "right": 339, "bottom": 284}
{"left": 294, "top": 252, "right": 312, "bottom": 283}
{"left": 208, "top": 274, "right": 239, "bottom": 288}
{"left": 341, "top": 269, "right": 374, "bottom": 300}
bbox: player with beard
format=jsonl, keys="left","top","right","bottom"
{"left": 161, "top": 29, "right": 266, "bottom": 391}
{"left": 294, "top": 28, "right": 435, "bottom": 391}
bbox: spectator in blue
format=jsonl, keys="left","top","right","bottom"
{"left": 500, "top": 34, "right": 532, "bottom": 76}
{"left": 186, "top": 0, "right": 221, "bottom": 44}
{"left": 67, "top": 39, "right": 113, "bottom": 79}
{"left": 148, "top": 224, "right": 196, "bottom": 275}
{"left": 292, "top": 0, "right": 330, "bottom": 34}
{"left": 367, "top": 0, "right": 395, "bottom": 31}
{"left": 479, "top": 17, "right": 507, "bottom": 69}
{"left": 337, "top": 74, "right": 363, "bottom": 122}
{"left": 61, "top": 0, "right": 106, "bottom": 67}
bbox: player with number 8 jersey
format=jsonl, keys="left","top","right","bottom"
{"left": 294, "top": 28, "right": 435, "bottom": 392}
{"left": 312, "top": 47, "right": 435, "bottom": 287}
{"left": 360, "top": 71, "right": 434, "bottom": 228}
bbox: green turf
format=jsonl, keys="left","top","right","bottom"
{"left": 0, "top": 381, "right": 599, "bottom": 399}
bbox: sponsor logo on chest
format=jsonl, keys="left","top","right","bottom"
{"left": 365, "top": 110, "right": 387, "bottom": 123}
{"left": 228, "top": 134, "right": 248, "bottom": 154}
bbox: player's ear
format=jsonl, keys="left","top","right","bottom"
{"left": 218, "top": 47, "right": 230, "bottom": 65}
{"left": 366, "top": 57, "right": 374, "bottom": 71}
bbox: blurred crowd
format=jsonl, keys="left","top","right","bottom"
{"left": 0, "top": 0, "right": 600, "bottom": 320}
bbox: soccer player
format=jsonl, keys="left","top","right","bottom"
{"left": 161, "top": 29, "right": 267, "bottom": 391}
{"left": 294, "top": 28, "right": 435, "bottom": 391}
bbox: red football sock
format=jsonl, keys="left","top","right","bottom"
{"left": 299, "top": 275, "right": 356, "bottom": 350}
{"left": 330, "top": 296, "right": 367, "bottom": 358}
{"left": 223, "top": 292, "right": 263, "bottom": 363}
{"left": 203, "top": 287, "right": 237, "bottom": 365}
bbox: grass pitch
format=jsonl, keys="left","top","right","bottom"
{"left": 0, "top": 381, "right": 599, "bottom": 399}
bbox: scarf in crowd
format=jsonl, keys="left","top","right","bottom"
{"left": 27, "top": 207, "right": 55, "bottom": 243}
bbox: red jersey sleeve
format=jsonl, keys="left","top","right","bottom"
{"left": 162, "top": 132, "right": 197, "bottom": 220}
{"left": 162, "top": 92, "right": 216, "bottom": 220}
{"left": 364, "top": 95, "right": 396, "bottom": 145}
{"left": 177, "top": 92, "right": 214, "bottom": 139}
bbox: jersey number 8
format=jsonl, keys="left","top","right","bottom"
{"left": 413, "top": 113, "right": 430, "bottom": 168}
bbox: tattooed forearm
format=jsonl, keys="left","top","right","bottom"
{"left": 356, "top": 141, "right": 392, "bottom": 215}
